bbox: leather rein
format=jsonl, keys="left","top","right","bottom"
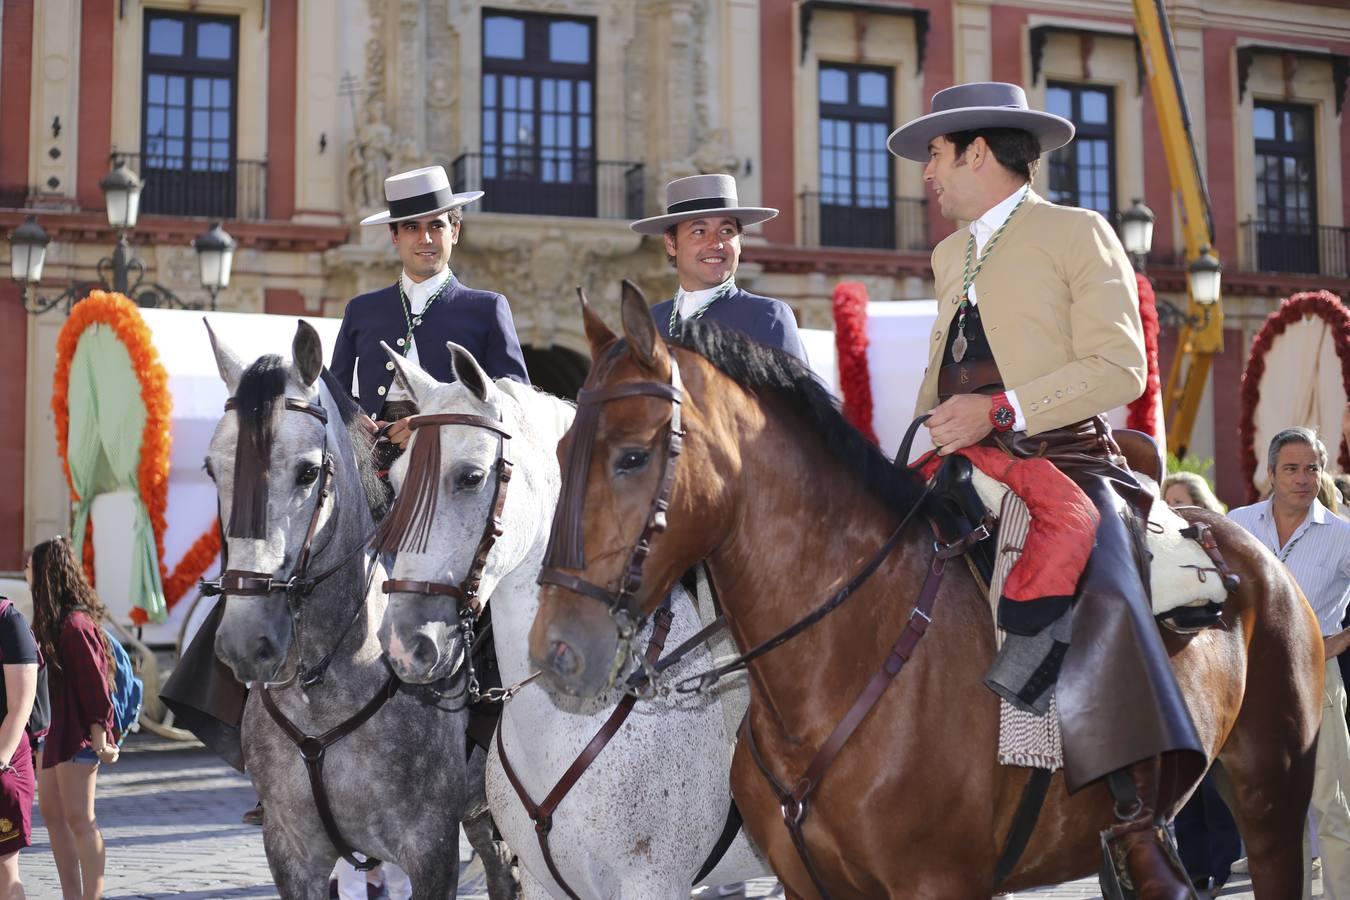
{"left": 533, "top": 354, "right": 996, "bottom": 896}
{"left": 203, "top": 392, "right": 396, "bottom": 872}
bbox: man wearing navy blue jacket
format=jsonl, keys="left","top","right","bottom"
{"left": 632, "top": 174, "right": 807, "bottom": 364}
{"left": 332, "top": 165, "right": 529, "bottom": 448}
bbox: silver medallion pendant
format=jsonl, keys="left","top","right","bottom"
{"left": 952, "top": 330, "right": 969, "bottom": 363}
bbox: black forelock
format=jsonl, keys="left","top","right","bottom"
{"left": 670, "top": 319, "right": 926, "bottom": 514}
{"left": 234, "top": 355, "right": 288, "bottom": 434}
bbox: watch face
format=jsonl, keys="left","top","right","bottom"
{"left": 993, "top": 405, "right": 1015, "bottom": 428}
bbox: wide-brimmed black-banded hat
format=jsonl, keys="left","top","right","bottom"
{"left": 630, "top": 174, "right": 778, "bottom": 235}
{"left": 887, "top": 82, "right": 1075, "bottom": 162}
{"left": 359, "top": 165, "right": 485, "bottom": 226}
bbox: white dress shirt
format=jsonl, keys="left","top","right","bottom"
{"left": 965, "top": 185, "right": 1030, "bottom": 430}
{"left": 1229, "top": 497, "right": 1350, "bottom": 636}
{"left": 676, "top": 277, "right": 735, "bottom": 319}
{"left": 387, "top": 267, "right": 452, "bottom": 401}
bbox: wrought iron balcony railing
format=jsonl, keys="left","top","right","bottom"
{"left": 451, "top": 153, "right": 643, "bottom": 220}
{"left": 121, "top": 152, "right": 267, "bottom": 221}
{"left": 1240, "top": 220, "right": 1350, "bottom": 278}
{"left": 799, "top": 192, "right": 929, "bottom": 252}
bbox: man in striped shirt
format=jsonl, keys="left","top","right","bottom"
{"left": 1230, "top": 426, "right": 1350, "bottom": 899}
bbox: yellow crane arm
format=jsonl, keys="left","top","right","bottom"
{"left": 1132, "top": 0, "right": 1225, "bottom": 458}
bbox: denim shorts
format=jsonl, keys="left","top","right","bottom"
{"left": 71, "top": 747, "right": 99, "bottom": 765}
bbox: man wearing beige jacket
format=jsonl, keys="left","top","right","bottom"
{"left": 890, "top": 82, "right": 1205, "bottom": 898}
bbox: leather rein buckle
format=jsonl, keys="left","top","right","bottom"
{"left": 538, "top": 355, "right": 685, "bottom": 629}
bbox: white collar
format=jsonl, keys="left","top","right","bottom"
{"left": 676, "top": 277, "right": 735, "bottom": 318}
{"left": 400, "top": 268, "right": 453, "bottom": 312}
{"left": 1256, "top": 496, "right": 1330, "bottom": 527}
{"left": 970, "top": 184, "right": 1030, "bottom": 250}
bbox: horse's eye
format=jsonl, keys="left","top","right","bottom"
{"left": 297, "top": 464, "right": 321, "bottom": 486}
{"left": 614, "top": 449, "right": 649, "bottom": 474}
{"left": 456, "top": 470, "right": 485, "bottom": 489}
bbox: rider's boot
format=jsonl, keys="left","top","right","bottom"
{"left": 1099, "top": 760, "right": 1196, "bottom": 900}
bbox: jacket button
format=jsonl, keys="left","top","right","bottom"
{"left": 1042, "top": 396, "right": 1051, "bottom": 406}
{"left": 386, "top": 361, "right": 395, "bottom": 371}
{"left": 397, "top": 337, "right": 406, "bottom": 347}
{"left": 1031, "top": 403, "right": 1039, "bottom": 412}
{"left": 377, "top": 386, "right": 387, "bottom": 396}
{"left": 1055, "top": 390, "right": 1062, "bottom": 399}
{"left": 1080, "top": 381, "right": 1088, "bottom": 390}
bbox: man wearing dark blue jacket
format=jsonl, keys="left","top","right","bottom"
{"left": 332, "top": 165, "right": 529, "bottom": 449}
{"left": 632, "top": 174, "right": 807, "bottom": 363}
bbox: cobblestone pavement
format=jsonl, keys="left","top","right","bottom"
{"left": 16, "top": 734, "right": 1284, "bottom": 899}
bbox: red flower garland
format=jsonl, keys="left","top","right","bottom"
{"left": 832, "top": 282, "right": 879, "bottom": 444}
{"left": 1238, "top": 290, "right": 1350, "bottom": 503}
{"left": 1126, "top": 273, "right": 1161, "bottom": 439}
{"left": 51, "top": 291, "right": 220, "bottom": 624}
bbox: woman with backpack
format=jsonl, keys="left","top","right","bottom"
{"left": 0, "top": 563, "right": 40, "bottom": 900}
{"left": 26, "top": 537, "right": 117, "bottom": 900}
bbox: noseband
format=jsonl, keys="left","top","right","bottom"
{"left": 380, "top": 413, "right": 513, "bottom": 620}
{"left": 539, "top": 354, "right": 684, "bottom": 637}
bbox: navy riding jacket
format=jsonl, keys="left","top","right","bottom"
{"left": 330, "top": 276, "right": 531, "bottom": 416}
{"left": 650, "top": 288, "right": 809, "bottom": 364}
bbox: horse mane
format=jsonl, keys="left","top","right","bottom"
{"left": 230, "top": 356, "right": 388, "bottom": 532}
{"left": 497, "top": 378, "right": 576, "bottom": 443}
{"left": 672, "top": 319, "right": 926, "bottom": 514}
{"left": 320, "top": 368, "right": 390, "bottom": 522}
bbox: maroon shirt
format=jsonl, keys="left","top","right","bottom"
{"left": 42, "top": 610, "right": 113, "bottom": 768}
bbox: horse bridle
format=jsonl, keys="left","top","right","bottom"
{"left": 539, "top": 354, "right": 684, "bottom": 639}
{"left": 202, "top": 394, "right": 376, "bottom": 688}
{"left": 380, "top": 413, "right": 513, "bottom": 700}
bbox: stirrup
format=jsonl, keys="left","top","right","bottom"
{"left": 1157, "top": 601, "right": 1223, "bottom": 634}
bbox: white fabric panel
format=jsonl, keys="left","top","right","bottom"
{"left": 91, "top": 309, "right": 341, "bottom": 644}
{"left": 1250, "top": 315, "right": 1347, "bottom": 495}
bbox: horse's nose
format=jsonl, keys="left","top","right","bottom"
{"left": 255, "top": 636, "right": 279, "bottom": 667}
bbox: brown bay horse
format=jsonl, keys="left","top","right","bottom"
{"left": 527, "top": 285, "right": 1322, "bottom": 899}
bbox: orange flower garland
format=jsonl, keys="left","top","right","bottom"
{"left": 52, "top": 291, "right": 219, "bottom": 624}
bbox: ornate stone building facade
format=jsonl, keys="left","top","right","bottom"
{"left": 1, "top": 0, "right": 1347, "bottom": 561}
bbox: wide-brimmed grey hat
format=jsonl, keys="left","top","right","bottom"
{"left": 359, "top": 165, "right": 485, "bottom": 226}
{"left": 887, "top": 82, "right": 1075, "bottom": 162}
{"left": 630, "top": 174, "right": 778, "bottom": 235}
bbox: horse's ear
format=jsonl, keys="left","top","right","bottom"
{"left": 204, "top": 318, "right": 244, "bottom": 392}
{"left": 620, "top": 279, "right": 667, "bottom": 371}
{"left": 292, "top": 320, "right": 324, "bottom": 388}
{"left": 382, "top": 341, "right": 440, "bottom": 404}
{"left": 447, "top": 342, "right": 493, "bottom": 402}
{"left": 579, "top": 287, "right": 617, "bottom": 360}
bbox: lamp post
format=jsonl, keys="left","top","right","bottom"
{"left": 1118, "top": 198, "right": 1155, "bottom": 271}
{"left": 7, "top": 155, "right": 235, "bottom": 315}
{"left": 1187, "top": 245, "right": 1222, "bottom": 307}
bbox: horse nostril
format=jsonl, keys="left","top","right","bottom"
{"left": 412, "top": 634, "right": 439, "bottom": 666}
{"left": 550, "top": 640, "right": 582, "bottom": 678}
{"left": 255, "top": 637, "right": 277, "bottom": 663}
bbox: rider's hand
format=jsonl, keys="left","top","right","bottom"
{"left": 94, "top": 744, "right": 119, "bottom": 765}
{"left": 926, "top": 394, "right": 995, "bottom": 455}
{"left": 386, "top": 416, "right": 414, "bottom": 449}
{"left": 358, "top": 415, "right": 379, "bottom": 437}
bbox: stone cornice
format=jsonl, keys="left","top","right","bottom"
{"left": 746, "top": 243, "right": 934, "bottom": 279}
{"left": 0, "top": 210, "right": 352, "bottom": 254}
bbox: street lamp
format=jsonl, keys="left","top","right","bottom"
{"left": 7, "top": 155, "right": 234, "bottom": 314}
{"left": 192, "top": 222, "right": 236, "bottom": 305}
{"left": 1118, "top": 198, "right": 1155, "bottom": 270}
{"left": 1187, "top": 245, "right": 1222, "bottom": 306}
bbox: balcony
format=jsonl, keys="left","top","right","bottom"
{"left": 1240, "top": 220, "right": 1350, "bottom": 278}
{"left": 451, "top": 153, "right": 643, "bottom": 220}
{"left": 122, "top": 152, "right": 268, "bottom": 221}
{"left": 799, "top": 192, "right": 928, "bottom": 251}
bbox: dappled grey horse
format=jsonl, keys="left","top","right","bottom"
{"left": 378, "top": 342, "right": 769, "bottom": 899}
{"left": 205, "top": 321, "right": 514, "bottom": 900}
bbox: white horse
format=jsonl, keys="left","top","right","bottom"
{"left": 377, "top": 342, "right": 770, "bottom": 899}
{"left": 205, "top": 322, "right": 515, "bottom": 900}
